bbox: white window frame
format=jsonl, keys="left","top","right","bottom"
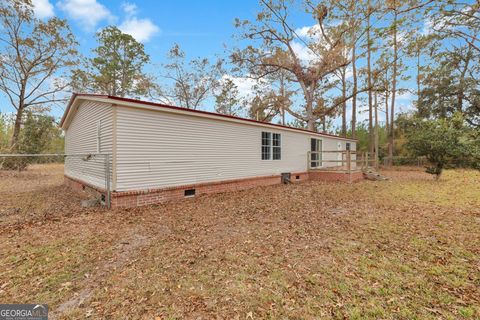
{"left": 310, "top": 138, "right": 322, "bottom": 168}
{"left": 272, "top": 133, "right": 282, "bottom": 160}
{"left": 261, "top": 131, "right": 281, "bottom": 160}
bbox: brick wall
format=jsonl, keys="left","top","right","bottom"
{"left": 110, "top": 174, "right": 284, "bottom": 208}
{"left": 64, "top": 176, "right": 105, "bottom": 200}
{"left": 65, "top": 170, "right": 363, "bottom": 208}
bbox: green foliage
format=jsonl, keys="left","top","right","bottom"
{"left": 71, "top": 26, "right": 155, "bottom": 98}
{"left": 399, "top": 114, "right": 480, "bottom": 179}
{"left": 0, "top": 112, "right": 63, "bottom": 170}
{"left": 0, "top": 113, "right": 11, "bottom": 151}
{"left": 342, "top": 122, "right": 389, "bottom": 157}
{"left": 17, "top": 112, "right": 63, "bottom": 154}
{"left": 419, "top": 46, "right": 480, "bottom": 128}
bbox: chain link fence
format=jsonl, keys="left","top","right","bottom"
{"left": 382, "top": 156, "right": 428, "bottom": 167}
{"left": 0, "top": 153, "right": 111, "bottom": 207}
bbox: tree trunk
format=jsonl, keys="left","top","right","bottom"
{"left": 10, "top": 83, "right": 27, "bottom": 152}
{"left": 385, "top": 90, "right": 389, "bottom": 132}
{"left": 306, "top": 92, "right": 315, "bottom": 131}
{"left": 457, "top": 45, "right": 472, "bottom": 113}
{"left": 280, "top": 76, "right": 286, "bottom": 125}
{"left": 10, "top": 104, "right": 24, "bottom": 151}
{"left": 367, "top": 2, "right": 374, "bottom": 155}
{"left": 341, "top": 67, "right": 347, "bottom": 137}
{"left": 388, "top": 7, "right": 398, "bottom": 165}
{"left": 374, "top": 90, "right": 379, "bottom": 168}
{"left": 416, "top": 49, "right": 421, "bottom": 110}
{"left": 350, "top": 2, "right": 358, "bottom": 138}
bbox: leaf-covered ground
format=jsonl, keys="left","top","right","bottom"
{"left": 0, "top": 165, "right": 479, "bottom": 319}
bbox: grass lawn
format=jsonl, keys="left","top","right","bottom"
{"left": 0, "top": 165, "right": 479, "bottom": 319}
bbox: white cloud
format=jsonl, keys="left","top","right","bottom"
{"left": 344, "top": 67, "right": 353, "bottom": 80}
{"left": 397, "top": 103, "right": 415, "bottom": 114}
{"left": 422, "top": 18, "right": 434, "bottom": 36}
{"left": 291, "top": 41, "right": 317, "bottom": 63}
{"left": 57, "top": 0, "right": 113, "bottom": 30}
{"left": 397, "top": 91, "right": 413, "bottom": 101}
{"left": 294, "top": 23, "right": 339, "bottom": 41}
{"left": 293, "top": 25, "right": 335, "bottom": 64}
{"left": 121, "top": 2, "right": 138, "bottom": 16}
{"left": 119, "top": 17, "right": 160, "bottom": 42}
{"left": 295, "top": 24, "right": 321, "bottom": 40}
{"left": 221, "top": 75, "right": 267, "bottom": 100}
{"left": 32, "top": 0, "right": 54, "bottom": 18}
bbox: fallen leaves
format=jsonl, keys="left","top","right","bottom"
{"left": 0, "top": 165, "right": 479, "bottom": 319}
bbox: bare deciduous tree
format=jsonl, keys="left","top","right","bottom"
{"left": 160, "top": 44, "right": 223, "bottom": 110}
{"left": 232, "top": 0, "right": 350, "bottom": 131}
{"left": 0, "top": 0, "right": 78, "bottom": 150}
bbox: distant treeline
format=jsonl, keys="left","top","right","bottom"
{"left": 0, "top": 112, "right": 64, "bottom": 154}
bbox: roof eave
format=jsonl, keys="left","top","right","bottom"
{"left": 60, "top": 93, "right": 358, "bottom": 142}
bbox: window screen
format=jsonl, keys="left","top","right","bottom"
{"left": 261, "top": 132, "right": 271, "bottom": 160}
{"left": 310, "top": 138, "right": 322, "bottom": 167}
{"left": 262, "top": 132, "right": 281, "bottom": 160}
{"left": 272, "top": 133, "right": 281, "bottom": 160}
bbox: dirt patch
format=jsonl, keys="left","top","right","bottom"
{"left": 52, "top": 230, "right": 154, "bottom": 319}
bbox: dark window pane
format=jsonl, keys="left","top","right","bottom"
{"left": 311, "top": 138, "right": 322, "bottom": 167}
{"left": 261, "top": 132, "right": 271, "bottom": 160}
{"left": 273, "top": 147, "right": 281, "bottom": 160}
{"left": 273, "top": 133, "right": 280, "bottom": 146}
{"left": 271, "top": 133, "right": 281, "bottom": 160}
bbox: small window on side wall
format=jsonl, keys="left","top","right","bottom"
{"left": 262, "top": 132, "right": 281, "bottom": 160}
{"left": 346, "top": 142, "right": 351, "bottom": 151}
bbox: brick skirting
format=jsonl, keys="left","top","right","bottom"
{"left": 309, "top": 170, "right": 365, "bottom": 183}
{"left": 65, "top": 170, "right": 363, "bottom": 208}
{"left": 64, "top": 175, "right": 106, "bottom": 201}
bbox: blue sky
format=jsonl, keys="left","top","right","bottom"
{"left": 32, "top": 0, "right": 262, "bottom": 67}
{"left": 2, "top": 0, "right": 419, "bottom": 128}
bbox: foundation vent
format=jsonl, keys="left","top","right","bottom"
{"left": 184, "top": 189, "right": 196, "bottom": 197}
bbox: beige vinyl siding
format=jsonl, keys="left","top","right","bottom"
{"left": 115, "top": 105, "right": 355, "bottom": 192}
{"left": 64, "top": 101, "right": 113, "bottom": 189}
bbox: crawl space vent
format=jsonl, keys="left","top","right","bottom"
{"left": 184, "top": 189, "right": 196, "bottom": 197}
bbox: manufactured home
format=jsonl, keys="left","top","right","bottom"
{"left": 60, "top": 94, "right": 362, "bottom": 208}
